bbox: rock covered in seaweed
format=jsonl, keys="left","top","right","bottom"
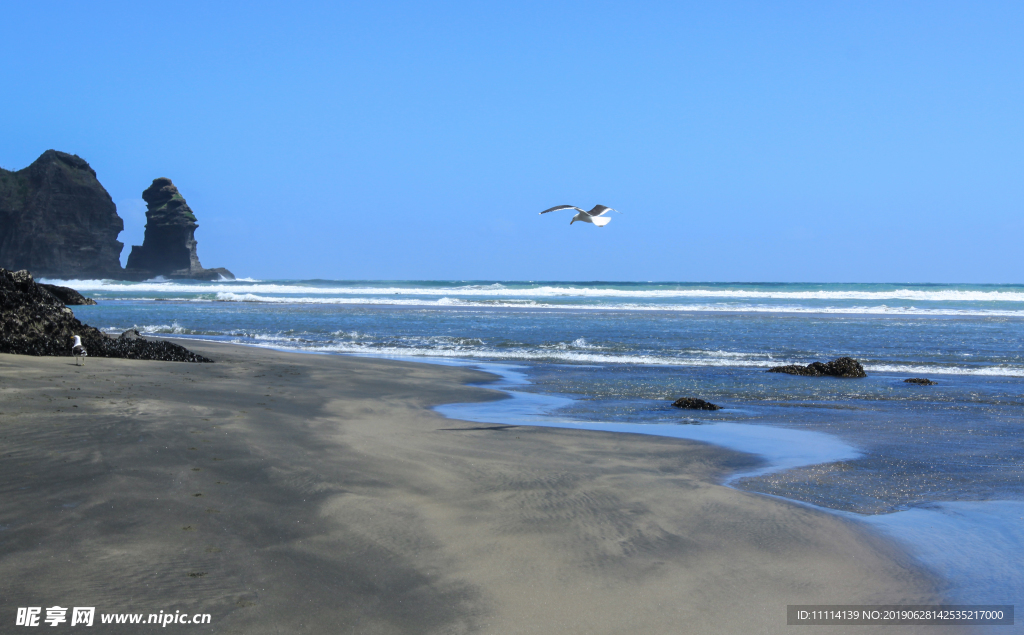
{"left": 125, "top": 178, "right": 234, "bottom": 281}
{"left": 767, "top": 357, "right": 867, "bottom": 378}
{"left": 38, "top": 283, "right": 97, "bottom": 305}
{"left": 0, "top": 268, "right": 211, "bottom": 362}
{"left": 672, "top": 397, "right": 721, "bottom": 410}
{"left": 0, "top": 150, "right": 125, "bottom": 278}
{"left": 904, "top": 377, "right": 936, "bottom": 385}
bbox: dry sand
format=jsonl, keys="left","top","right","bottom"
{"left": 0, "top": 341, "right": 967, "bottom": 633}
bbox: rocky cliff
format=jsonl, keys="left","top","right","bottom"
{"left": 125, "top": 178, "right": 234, "bottom": 280}
{"left": 0, "top": 150, "right": 124, "bottom": 278}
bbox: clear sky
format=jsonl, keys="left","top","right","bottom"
{"left": 2, "top": 1, "right": 1021, "bottom": 282}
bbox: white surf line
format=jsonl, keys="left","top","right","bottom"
{"left": 90, "top": 293, "right": 1024, "bottom": 318}
{"left": 41, "top": 279, "right": 1024, "bottom": 302}
{"left": 109, "top": 330, "right": 1024, "bottom": 379}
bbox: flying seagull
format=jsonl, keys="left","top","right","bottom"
{"left": 540, "top": 204, "right": 620, "bottom": 227}
{"left": 71, "top": 334, "right": 87, "bottom": 365}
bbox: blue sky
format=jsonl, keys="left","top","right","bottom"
{"left": 2, "top": 1, "right": 1021, "bottom": 282}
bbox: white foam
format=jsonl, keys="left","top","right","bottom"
{"left": 237, "top": 339, "right": 780, "bottom": 367}
{"left": 104, "top": 322, "right": 205, "bottom": 335}
{"left": 110, "top": 292, "right": 1022, "bottom": 317}
{"left": 864, "top": 363, "right": 1024, "bottom": 377}
{"left": 543, "top": 337, "right": 606, "bottom": 351}
{"left": 211, "top": 336, "right": 1024, "bottom": 378}
{"left": 35, "top": 277, "right": 1024, "bottom": 317}
{"left": 38, "top": 279, "right": 1024, "bottom": 304}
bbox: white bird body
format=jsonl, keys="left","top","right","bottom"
{"left": 573, "top": 212, "right": 611, "bottom": 226}
{"left": 71, "top": 335, "right": 87, "bottom": 365}
{"left": 540, "top": 204, "right": 619, "bottom": 227}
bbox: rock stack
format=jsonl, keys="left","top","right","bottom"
{"left": 125, "top": 178, "right": 234, "bottom": 281}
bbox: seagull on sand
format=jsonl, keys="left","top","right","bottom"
{"left": 71, "top": 335, "right": 87, "bottom": 365}
{"left": 539, "top": 204, "right": 620, "bottom": 227}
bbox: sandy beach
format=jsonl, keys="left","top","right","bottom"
{"left": 0, "top": 341, "right": 966, "bottom": 634}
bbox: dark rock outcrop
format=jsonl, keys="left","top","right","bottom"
{"left": 768, "top": 357, "right": 867, "bottom": 378}
{"left": 904, "top": 377, "right": 936, "bottom": 385}
{"left": 672, "top": 397, "right": 721, "bottom": 411}
{"left": 0, "top": 268, "right": 211, "bottom": 362}
{"left": 125, "top": 178, "right": 233, "bottom": 281}
{"left": 0, "top": 150, "right": 124, "bottom": 278}
{"left": 38, "top": 283, "right": 97, "bottom": 305}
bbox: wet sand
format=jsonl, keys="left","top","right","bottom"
{"left": 0, "top": 341, "right": 965, "bottom": 633}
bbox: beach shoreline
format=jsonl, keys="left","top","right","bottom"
{"left": 0, "top": 341, "right": 968, "bottom": 633}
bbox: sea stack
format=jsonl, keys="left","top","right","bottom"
{"left": 125, "top": 178, "right": 234, "bottom": 280}
{"left": 0, "top": 150, "right": 125, "bottom": 278}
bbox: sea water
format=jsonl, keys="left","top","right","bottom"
{"left": 47, "top": 278, "right": 1024, "bottom": 613}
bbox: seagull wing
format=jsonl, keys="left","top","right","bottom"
{"left": 587, "top": 205, "right": 619, "bottom": 216}
{"left": 540, "top": 205, "right": 586, "bottom": 215}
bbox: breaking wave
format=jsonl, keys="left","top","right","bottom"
{"left": 150, "top": 332, "right": 1023, "bottom": 377}
{"left": 39, "top": 279, "right": 1024, "bottom": 304}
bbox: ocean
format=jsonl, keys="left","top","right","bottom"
{"left": 45, "top": 278, "right": 1024, "bottom": 614}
